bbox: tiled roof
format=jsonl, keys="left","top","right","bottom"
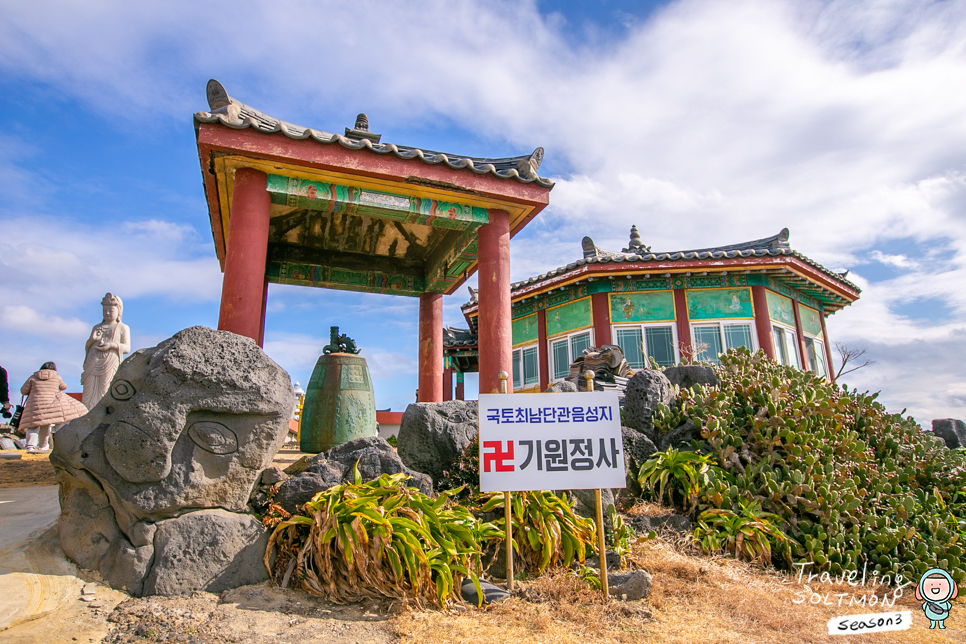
{"left": 443, "top": 326, "right": 477, "bottom": 348}
{"left": 194, "top": 80, "right": 553, "bottom": 188}
{"left": 462, "top": 228, "right": 859, "bottom": 308}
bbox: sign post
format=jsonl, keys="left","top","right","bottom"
{"left": 479, "top": 381, "right": 625, "bottom": 600}
{"left": 498, "top": 370, "right": 514, "bottom": 593}
{"left": 585, "top": 370, "right": 609, "bottom": 599}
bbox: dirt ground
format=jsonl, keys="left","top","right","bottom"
{"left": 3, "top": 456, "right": 964, "bottom": 643}
{"left": 0, "top": 452, "right": 58, "bottom": 488}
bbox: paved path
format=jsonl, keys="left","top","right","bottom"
{"left": 0, "top": 486, "right": 81, "bottom": 634}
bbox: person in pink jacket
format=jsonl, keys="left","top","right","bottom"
{"left": 20, "top": 362, "right": 87, "bottom": 453}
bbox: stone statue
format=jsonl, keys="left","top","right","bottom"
{"left": 81, "top": 293, "right": 131, "bottom": 410}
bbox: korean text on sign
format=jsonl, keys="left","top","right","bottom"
{"left": 478, "top": 392, "right": 626, "bottom": 492}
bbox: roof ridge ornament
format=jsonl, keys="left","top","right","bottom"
{"left": 205, "top": 79, "right": 241, "bottom": 121}
{"left": 345, "top": 113, "right": 382, "bottom": 143}
{"left": 621, "top": 225, "right": 651, "bottom": 254}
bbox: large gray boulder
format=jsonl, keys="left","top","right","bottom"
{"left": 622, "top": 371, "right": 674, "bottom": 442}
{"left": 663, "top": 365, "right": 719, "bottom": 390}
{"left": 622, "top": 426, "right": 657, "bottom": 471}
{"left": 932, "top": 419, "right": 966, "bottom": 450}
{"left": 658, "top": 420, "right": 701, "bottom": 451}
{"left": 143, "top": 510, "right": 270, "bottom": 596}
{"left": 51, "top": 326, "right": 292, "bottom": 596}
{"left": 397, "top": 400, "right": 478, "bottom": 481}
{"left": 275, "top": 436, "right": 432, "bottom": 514}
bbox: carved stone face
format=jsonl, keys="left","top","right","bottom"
{"left": 103, "top": 303, "right": 119, "bottom": 323}
{"left": 52, "top": 326, "right": 293, "bottom": 529}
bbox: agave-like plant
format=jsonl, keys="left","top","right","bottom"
{"left": 479, "top": 490, "right": 596, "bottom": 574}
{"left": 637, "top": 448, "right": 720, "bottom": 513}
{"left": 265, "top": 466, "right": 502, "bottom": 608}
{"left": 693, "top": 501, "right": 796, "bottom": 565}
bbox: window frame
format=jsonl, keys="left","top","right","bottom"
{"left": 690, "top": 321, "right": 758, "bottom": 365}
{"left": 548, "top": 329, "right": 594, "bottom": 382}
{"left": 512, "top": 343, "right": 540, "bottom": 390}
{"left": 771, "top": 322, "right": 802, "bottom": 369}
{"left": 611, "top": 322, "right": 680, "bottom": 369}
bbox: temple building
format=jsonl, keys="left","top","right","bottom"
{"left": 442, "top": 227, "right": 860, "bottom": 397}
{"left": 194, "top": 79, "right": 553, "bottom": 401}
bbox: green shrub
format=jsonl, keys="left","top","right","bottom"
{"left": 266, "top": 467, "right": 501, "bottom": 608}
{"left": 479, "top": 489, "right": 596, "bottom": 574}
{"left": 637, "top": 448, "right": 724, "bottom": 513}
{"left": 693, "top": 501, "right": 795, "bottom": 565}
{"left": 650, "top": 348, "right": 966, "bottom": 584}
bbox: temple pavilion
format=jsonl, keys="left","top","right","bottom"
{"left": 194, "top": 80, "right": 553, "bottom": 400}
{"left": 442, "top": 227, "right": 861, "bottom": 397}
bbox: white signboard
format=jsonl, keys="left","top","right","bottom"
{"left": 478, "top": 392, "right": 626, "bottom": 492}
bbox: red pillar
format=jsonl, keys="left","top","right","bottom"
{"left": 537, "top": 308, "right": 549, "bottom": 391}
{"left": 673, "top": 288, "right": 692, "bottom": 362}
{"left": 443, "top": 366, "right": 453, "bottom": 401}
{"left": 417, "top": 292, "right": 443, "bottom": 402}
{"left": 218, "top": 168, "right": 271, "bottom": 344}
{"left": 791, "top": 300, "right": 808, "bottom": 371}
{"left": 751, "top": 285, "right": 775, "bottom": 360}
{"left": 478, "top": 209, "right": 513, "bottom": 394}
{"left": 819, "top": 309, "right": 836, "bottom": 383}
{"left": 455, "top": 372, "right": 465, "bottom": 400}
{"left": 591, "top": 292, "right": 612, "bottom": 347}
{"left": 258, "top": 278, "right": 269, "bottom": 347}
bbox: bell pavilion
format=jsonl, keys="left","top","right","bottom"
{"left": 194, "top": 80, "right": 553, "bottom": 400}
{"left": 442, "top": 227, "right": 861, "bottom": 397}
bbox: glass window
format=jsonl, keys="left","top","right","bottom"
{"left": 570, "top": 332, "right": 591, "bottom": 359}
{"left": 773, "top": 326, "right": 801, "bottom": 369}
{"left": 522, "top": 346, "right": 539, "bottom": 386}
{"left": 773, "top": 327, "right": 788, "bottom": 365}
{"left": 552, "top": 339, "right": 569, "bottom": 380}
{"left": 694, "top": 326, "right": 723, "bottom": 364}
{"left": 805, "top": 338, "right": 828, "bottom": 378}
{"left": 615, "top": 328, "right": 645, "bottom": 369}
{"left": 645, "top": 326, "right": 675, "bottom": 367}
{"left": 724, "top": 324, "right": 753, "bottom": 351}
{"left": 512, "top": 350, "right": 522, "bottom": 389}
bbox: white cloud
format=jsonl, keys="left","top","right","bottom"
{"left": 869, "top": 250, "right": 919, "bottom": 269}
{"left": 1, "top": 0, "right": 965, "bottom": 420}
{"left": 0, "top": 305, "right": 89, "bottom": 338}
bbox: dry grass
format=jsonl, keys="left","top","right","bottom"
{"left": 391, "top": 533, "right": 966, "bottom": 644}
{"left": 0, "top": 451, "right": 57, "bottom": 487}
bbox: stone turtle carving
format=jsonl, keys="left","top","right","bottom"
{"left": 52, "top": 326, "right": 293, "bottom": 596}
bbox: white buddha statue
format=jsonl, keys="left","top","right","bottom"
{"left": 81, "top": 293, "right": 132, "bottom": 410}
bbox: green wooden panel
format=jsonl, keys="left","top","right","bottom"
{"left": 687, "top": 288, "right": 754, "bottom": 320}
{"left": 609, "top": 291, "right": 675, "bottom": 323}
{"left": 765, "top": 290, "right": 796, "bottom": 326}
{"left": 800, "top": 305, "right": 823, "bottom": 337}
{"left": 546, "top": 298, "right": 592, "bottom": 337}
{"left": 512, "top": 314, "right": 539, "bottom": 346}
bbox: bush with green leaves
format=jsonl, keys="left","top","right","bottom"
{"left": 479, "top": 489, "right": 596, "bottom": 574}
{"left": 266, "top": 467, "right": 501, "bottom": 608}
{"left": 648, "top": 348, "right": 966, "bottom": 584}
{"left": 637, "top": 448, "right": 721, "bottom": 513}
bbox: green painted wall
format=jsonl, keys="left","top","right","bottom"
{"left": 800, "top": 304, "right": 823, "bottom": 337}
{"left": 512, "top": 314, "right": 539, "bottom": 346}
{"left": 765, "top": 290, "right": 796, "bottom": 327}
{"left": 546, "top": 297, "right": 592, "bottom": 337}
{"left": 609, "top": 291, "right": 675, "bottom": 323}
{"left": 687, "top": 288, "right": 754, "bottom": 320}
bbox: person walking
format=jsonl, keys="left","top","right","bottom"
{"left": 0, "top": 365, "right": 10, "bottom": 419}
{"left": 20, "top": 362, "right": 87, "bottom": 453}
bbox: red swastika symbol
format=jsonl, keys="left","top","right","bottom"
{"left": 482, "top": 441, "right": 515, "bottom": 473}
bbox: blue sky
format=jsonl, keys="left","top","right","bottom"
{"left": 1, "top": 0, "right": 965, "bottom": 423}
